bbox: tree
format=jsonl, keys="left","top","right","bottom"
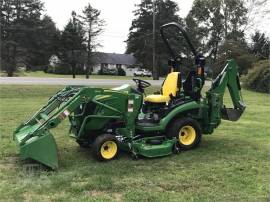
{"left": 243, "top": 0, "right": 270, "bottom": 33}
{"left": 27, "top": 15, "right": 58, "bottom": 69}
{"left": 214, "top": 40, "right": 257, "bottom": 76}
{"left": 250, "top": 31, "right": 270, "bottom": 59}
{"left": 80, "top": 3, "right": 104, "bottom": 79}
{"left": 244, "top": 60, "right": 270, "bottom": 93}
{"left": 126, "top": 0, "right": 183, "bottom": 78}
{"left": 186, "top": 0, "right": 248, "bottom": 55}
{"left": 186, "top": 0, "right": 251, "bottom": 75}
{"left": 59, "top": 11, "right": 85, "bottom": 78}
{"left": 1, "top": 0, "right": 44, "bottom": 76}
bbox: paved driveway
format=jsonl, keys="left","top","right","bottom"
{"left": 0, "top": 77, "right": 163, "bottom": 86}
{"left": 0, "top": 77, "right": 211, "bottom": 88}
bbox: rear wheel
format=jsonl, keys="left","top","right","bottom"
{"left": 167, "top": 118, "right": 201, "bottom": 150}
{"left": 92, "top": 134, "right": 118, "bottom": 161}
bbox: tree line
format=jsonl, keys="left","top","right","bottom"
{"left": 126, "top": 0, "right": 269, "bottom": 80}
{"left": 1, "top": 0, "right": 269, "bottom": 86}
{"left": 1, "top": 0, "right": 104, "bottom": 78}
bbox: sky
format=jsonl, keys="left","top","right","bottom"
{"left": 43, "top": 0, "right": 270, "bottom": 54}
{"left": 43, "top": 0, "right": 194, "bottom": 53}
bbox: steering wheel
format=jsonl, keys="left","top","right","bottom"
{"left": 132, "top": 78, "right": 151, "bottom": 94}
{"left": 133, "top": 78, "right": 151, "bottom": 88}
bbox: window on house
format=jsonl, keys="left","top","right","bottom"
{"left": 116, "top": 64, "right": 122, "bottom": 69}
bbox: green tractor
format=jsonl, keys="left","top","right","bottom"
{"left": 13, "top": 23, "right": 245, "bottom": 170}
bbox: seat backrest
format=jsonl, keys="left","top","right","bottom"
{"left": 183, "top": 70, "right": 195, "bottom": 94}
{"left": 162, "top": 72, "right": 180, "bottom": 97}
{"left": 183, "top": 70, "right": 200, "bottom": 99}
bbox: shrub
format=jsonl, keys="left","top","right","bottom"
{"left": 98, "top": 68, "right": 117, "bottom": 75}
{"left": 243, "top": 60, "right": 270, "bottom": 93}
{"left": 30, "top": 65, "right": 47, "bottom": 72}
{"left": 117, "top": 67, "right": 126, "bottom": 76}
{"left": 97, "top": 69, "right": 103, "bottom": 75}
{"left": 46, "top": 64, "right": 71, "bottom": 74}
{"left": 46, "top": 63, "right": 87, "bottom": 75}
{"left": 213, "top": 40, "right": 257, "bottom": 76}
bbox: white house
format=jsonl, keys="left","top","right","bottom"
{"left": 49, "top": 55, "right": 61, "bottom": 67}
{"left": 92, "top": 52, "right": 140, "bottom": 76}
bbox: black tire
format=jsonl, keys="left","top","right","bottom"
{"left": 167, "top": 118, "right": 202, "bottom": 150}
{"left": 76, "top": 140, "right": 90, "bottom": 148}
{"left": 92, "top": 134, "right": 118, "bottom": 161}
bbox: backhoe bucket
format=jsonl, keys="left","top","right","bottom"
{"left": 221, "top": 106, "right": 245, "bottom": 121}
{"left": 14, "top": 125, "right": 58, "bottom": 169}
{"left": 14, "top": 126, "right": 58, "bottom": 169}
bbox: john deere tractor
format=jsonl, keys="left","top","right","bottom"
{"left": 13, "top": 22, "right": 245, "bottom": 169}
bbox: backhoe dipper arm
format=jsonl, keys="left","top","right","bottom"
{"left": 208, "top": 59, "right": 246, "bottom": 122}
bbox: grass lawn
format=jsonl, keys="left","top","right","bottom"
{"left": 1, "top": 70, "right": 153, "bottom": 80}
{"left": 0, "top": 85, "right": 269, "bottom": 201}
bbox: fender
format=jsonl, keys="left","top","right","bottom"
{"left": 161, "top": 101, "right": 201, "bottom": 128}
{"left": 136, "top": 101, "right": 201, "bottom": 132}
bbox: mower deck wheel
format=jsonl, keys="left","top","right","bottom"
{"left": 92, "top": 134, "right": 118, "bottom": 161}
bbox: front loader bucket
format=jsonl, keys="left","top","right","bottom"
{"left": 13, "top": 86, "right": 83, "bottom": 169}
{"left": 14, "top": 126, "right": 58, "bottom": 170}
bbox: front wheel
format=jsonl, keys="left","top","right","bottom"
{"left": 167, "top": 118, "right": 202, "bottom": 150}
{"left": 92, "top": 134, "right": 118, "bottom": 161}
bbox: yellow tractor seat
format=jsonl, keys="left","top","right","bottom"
{"left": 144, "top": 94, "right": 170, "bottom": 103}
{"left": 144, "top": 72, "right": 181, "bottom": 103}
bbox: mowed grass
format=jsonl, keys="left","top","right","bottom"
{"left": 0, "top": 85, "right": 269, "bottom": 201}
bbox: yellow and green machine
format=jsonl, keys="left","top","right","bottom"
{"left": 13, "top": 22, "right": 246, "bottom": 169}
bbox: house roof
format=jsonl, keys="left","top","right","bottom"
{"left": 92, "top": 52, "right": 138, "bottom": 66}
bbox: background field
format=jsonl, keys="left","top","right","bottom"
{"left": 0, "top": 85, "right": 269, "bottom": 201}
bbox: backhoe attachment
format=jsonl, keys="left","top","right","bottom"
{"left": 208, "top": 59, "right": 246, "bottom": 122}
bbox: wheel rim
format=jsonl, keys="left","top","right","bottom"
{"left": 100, "top": 141, "right": 117, "bottom": 159}
{"left": 178, "top": 125, "right": 196, "bottom": 145}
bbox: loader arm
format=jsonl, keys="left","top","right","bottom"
{"left": 207, "top": 59, "right": 246, "bottom": 124}
{"left": 13, "top": 87, "right": 92, "bottom": 169}
{"left": 13, "top": 86, "right": 125, "bottom": 169}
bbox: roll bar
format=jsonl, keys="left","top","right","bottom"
{"left": 160, "top": 22, "right": 197, "bottom": 59}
